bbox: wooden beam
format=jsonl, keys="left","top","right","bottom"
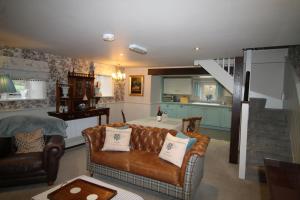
{"left": 242, "top": 45, "right": 296, "bottom": 51}
{"left": 229, "top": 57, "right": 244, "bottom": 164}
{"left": 148, "top": 67, "right": 209, "bottom": 75}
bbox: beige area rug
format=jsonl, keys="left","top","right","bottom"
{"left": 0, "top": 139, "right": 268, "bottom": 200}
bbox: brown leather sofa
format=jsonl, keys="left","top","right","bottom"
{"left": 83, "top": 123, "right": 210, "bottom": 200}
{"left": 0, "top": 135, "right": 65, "bottom": 187}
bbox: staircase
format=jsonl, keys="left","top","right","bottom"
{"left": 194, "top": 58, "right": 235, "bottom": 93}
{"left": 246, "top": 98, "right": 292, "bottom": 182}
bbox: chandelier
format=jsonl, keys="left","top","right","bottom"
{"left": 112, "top": 70, "right": 125, "bottom": 81}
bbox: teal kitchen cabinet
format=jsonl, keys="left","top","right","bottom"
{"left": 160, "top": 103, "right": 231, "bottom": 130}
{"left": 188, "top": 106, "right": 207, "bottom": 124}
{"left": 176, "top": 104, "right": 189, "bottom": 119}
{"left": 202, "top": 107, "right": 221, "bottom": 127}
{"left": 160, "top": 104, "right": 178, "bottom": 118}
{"left": 220, "top": 108, "right": 232, "bottom": 129}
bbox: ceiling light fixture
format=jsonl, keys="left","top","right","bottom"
{"left": 195, "top": 47, "right": 200, "bottom": 51}
{"left": 129, "top": 44, "right": 147, "bottom": 54}
{"left": 112, "top": 65, "right": 125, "bottom": 81}
{"left": 102, "top": 33, "right": 115, "bottom": 41}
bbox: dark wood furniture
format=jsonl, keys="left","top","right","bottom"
{"left": 52, "top": 71, "right": 110, "bottom": 125}
{"left": 48, "top": 108, "right": 109, "bottom": 125}
{"left": 56, "top": 72, "right": 99, "bottom": 113}
{"left": 264, "top": 158, "right": 300, "bottom": 200}
{"left": 121, "top": 109, "right": 126, "bottom": 123}
{"left": 182, "top": 117, "right": 202, "bottom": 133}
{"left": 47, "top": 178, "right": 117, "bottom": 200}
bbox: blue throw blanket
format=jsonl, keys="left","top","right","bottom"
{"left": 0, "top": 115, "right": 68, "bottom": 137}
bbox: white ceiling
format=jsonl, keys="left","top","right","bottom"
{"left": 0, "top": 0, "right": 300, "bottom": 67}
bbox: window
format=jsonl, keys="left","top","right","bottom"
{"left": 95, "top": 75, "right": 114, "bottom": 97}
{"left": 11, "top": 79, "right": 47, "bottom": 100}
{"left": 192, "top": 79, "right": 223, "bottom": 102}
{"left": 202, "top": 84, "right": 217, "bottom": 101}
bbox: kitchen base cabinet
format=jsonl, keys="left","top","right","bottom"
{"left": 160, "top": 103, "right": 231, "bottom": 131}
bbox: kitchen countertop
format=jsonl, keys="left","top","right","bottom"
{"left": 160, "top": 101, "right": 232, "bottom": 108}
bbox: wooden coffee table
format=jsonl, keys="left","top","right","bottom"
{"left": 32, "top": 175, "right": 144, "bottom": 200}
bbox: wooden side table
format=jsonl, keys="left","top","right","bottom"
{"left": 264, "top": 158, "right": 300, "bottom": 200}
{"left": 48, "top": 108, "right": 110, "bottom": 125}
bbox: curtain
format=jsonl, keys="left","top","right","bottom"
{"left": 193, "top": 80, "right": 201, "bottom": 97}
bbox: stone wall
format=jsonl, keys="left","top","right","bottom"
{"left": 0, "top": 46, "right": 124, "bottom": 111}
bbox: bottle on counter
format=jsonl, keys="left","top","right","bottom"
{"left": 157, "top": 106, "right": 162, "bottom": 122}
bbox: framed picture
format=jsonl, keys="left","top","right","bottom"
{"left": 129, "top": 75, "right": 144, "bottom": 96}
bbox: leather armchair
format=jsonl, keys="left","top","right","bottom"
{"left": 0, "top": 135, "right": 65, "bottom": 187}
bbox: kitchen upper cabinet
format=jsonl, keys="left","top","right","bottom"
{"left": 163, "top": 78, "right": 192, "bottom": 95}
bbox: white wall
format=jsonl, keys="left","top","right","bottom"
{"left": 105, "top": 102, "right": 124, "bottom": 123}
{"left": 123, "top": 68, "right": 161, "bottom": 121}
{"left": 283, "top": 58, "right": 300, "bottom": 163}
{"left": 249, "top": 49, "right": 288, "bottom": 109}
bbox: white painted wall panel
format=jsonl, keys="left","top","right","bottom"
{"left": 65, "top": 117, "right": 98, "bottom": 147}
{"left": 250, "top": 49, "right": 288, "bottom": 109}
{"left": 283, "top": 61, "right": 300, "bottom": 163}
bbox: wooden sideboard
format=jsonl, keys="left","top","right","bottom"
{"left": 48, "top": 108, "right": 109, "bottom": 125}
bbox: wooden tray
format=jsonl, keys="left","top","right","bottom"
{"left": 47, "top": 178, "right": 117, "bottom": 200}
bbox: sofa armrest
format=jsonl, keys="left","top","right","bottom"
{"left": 43, "top": 135, "right": 65, "bottom": 184}
{"left": 179, "top": 132, "right": 210, "bottom": 185}
{"left": 43, "top": 135, "right": 65, "bottom": 167}
{"left": 82, "top": 126, "right": 106, "bottom": 154}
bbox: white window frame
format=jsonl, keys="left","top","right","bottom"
{"left": 95, "top": 75, "right": 114, "bottom": 97}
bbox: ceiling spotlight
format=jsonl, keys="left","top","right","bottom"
{"left": 102, "top": 33, "right": 115, "bottom": 41}
{"left": 129, "top": 44, "right": 147, "bottom": 54}
{"left": 195, "top": 47, "right": 200, "bottom": 51}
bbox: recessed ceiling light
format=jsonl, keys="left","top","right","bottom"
{"left": 102, "top": 33, "right": 115, "bottom": 41}
{"left": 120, "top": 53, "right": 124, "bottom": 56}
{"left": 195, "top": 47, "right": 200, "bottom": 51}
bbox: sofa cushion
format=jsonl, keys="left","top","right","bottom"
{"left": 176, "top": 131, "right": 197, "bottom": 150}
{"left": 159, "top": 133, "right": 189, "bottom": 167}
{"left": 91, "top": 151, "right": 131, "bottom": 172}
{"left": 102, "top": 127, "right": 132, "bottom": 151}
{"left": 15, "top": 128, "right": 45, "bottom": 153}
{"left": 129, "top": 150, "right": 181, "bottom": 186}
{"left": 0, "top": 152, "right": 44, "bottom": 176}
{"left": 91, "top": 150, "right": 181, "bottom": 186}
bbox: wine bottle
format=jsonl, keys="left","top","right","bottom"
{"left": 157, "top": 106, "right": 162, "bottom": 122}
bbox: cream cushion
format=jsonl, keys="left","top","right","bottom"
{"left": 159, "top": 133, "right": 189, "bottom": 167}
{"left": 102, "top": 127, "right": 132, "bottom": 151}
{"left": 15, "top": 128, "right": 45, "bottom": 154}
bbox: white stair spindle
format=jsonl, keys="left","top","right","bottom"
{"left": 228, "top": 58, "right": 230, "bottom": 74}
{"left": 233, "top": 57, "right": 235, "bottom": 76}
{"left": 222, "top": 58, "right": 225, "bottom": 69}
